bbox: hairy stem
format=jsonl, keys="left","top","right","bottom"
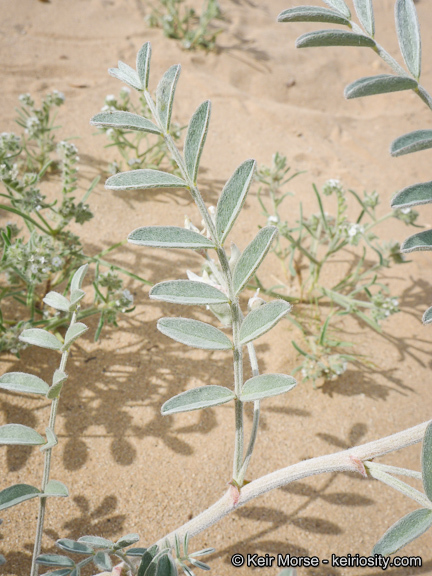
{"left": 156, "top": 420, "right": 430, "bottom": 548}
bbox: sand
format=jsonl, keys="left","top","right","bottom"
{"left": 1, "top": 0, "right": 432, "bottom": 574}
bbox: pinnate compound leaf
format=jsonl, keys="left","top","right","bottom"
{"left": 137, "top": 42, "right": 151, "bottom": 89}
{"left": 240, "top": 373, "right": 297, "bottom": 402}
{"left": 40, "top": 428, "right": 58, "bottom": 452}
{"left": 19, "top": 328, "right": 61, "bottom": 351}
{"left": 57, "top": 539, "right": 93, "bottom": 555}
{"left": 109, "top": 62, "right": 142, "bottom": 91}
{"left": 156, "top": 64, "right": 181, "bottom": 132}
{"left": 0, "top": 424, "right": 45, "bottom": 445}
{"left": 391, "top": 181, "right": 432, "bottom": 209}
{"left": 0, "top": 484, "right": 40, "bottom": 510}
{"left": 62, "top": 322, "right": 88, "bottom": 351}
{"left": 322, "top": 0, "right": 350, "bottom": 18}
{"left": 94, "top": 552, "right": 112, "bottom": 571}
{"left": 391, "top": 130, "right": 432, "bottom": 157}
{"left": 296, "top": 30, "right": 375, "bottom": 49}
{"left": 43, "top": 292, "right": 71, "bottom": 313}
{"left": 78, "top": 536, "right": 113, "bottom": 549}
{"left": 158, "top": 317, "right": 232, "bottom": 350}
{"left": 395, "top": 0, "right": 421, "bottom": 79}
{"left": 422, "top": 306, "right": 432, "bottom": 325}
{"left": 345, "top": 74, "right": 417, "bottom": 99}
{"left": 353, "top": 0, "right": 374, "bottom": 36}
{"left": 0, "top": 372, "right": 49, "bottom": 395}
{"left": 128, "top": 226, "right": 214, "bottom": 249}
{"left": 372, "top": 508, "right": 432, "bottom": 555}
{"left": 105, "top": 169, "right": 187, "bottom": 191}
{"left": 422, "top": 421, "right": 432, "bottom": 501}
{"left": 90, "top": 111, "right": 160, "bottom": 135}
{"left": 161, "top": 385, "right": 235, "bottom": 415}
{"left": 115, "top": 534, "right": 140, "bottom": 549}
{"left": 138, "top": 545, "right": 159, "bottom": 576}
{"left": 216, "top": 159, "right": 256, "bottom": 244}
{"left": 233, "top": 227, "right": 277, "bottom": 295}
{"left": 36, "top": 554, "right": 75, "bottom": 567}
{"left": 240, "top": 300, "right": 291, "bottom": 345}
{"left": 277, "top": 6, "right": 350, "bottom": 25}
{"left": 401, "top": 230, "right": 432, "bottom": 253}
{"left": 184, "top": 101, "right": 211, "bottom": 184}
{"left": 150, "top": 280, "right": 229, "bottom": 306}
{"left": 70, "top": 263, "right": 88, "bottom": 293}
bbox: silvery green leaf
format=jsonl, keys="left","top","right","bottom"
{"left": 422, "top": 306, "right": 432, "bottom": 324}
{"left": 189, "top": 558, "right": 210, "bottom": 570}
{"left": 395, "top": 0, "right": 421, "bottom": 79}
{"left": 62, "top": 322, "right": 88, "bottom": 351}
{"left": 56, "top": 539, "right": 93, "bottom": 555}
{"left": 105, "top": 169, "right": 187, "bottom": 191}
{"left": 109, "top": 61, "right": 142, "bottom": 91}
{"left": 277, "top": 6, "right": 350, "bottom": 25}
{"left": 184, "top": 101, "right": 211, "bottom": 184}
{"left": 128, "top": 226, "right": 214, "bottom": 249}
{"left": 47, "top": 370, "right": 68, "bottom": 400}
{"left": 422, "top": 421, "right": 432, "bottom": 501}
{"left": 390, "top": 130, "right": 432, "bottom": 156}
{"left": 239, "top": 300, "right": 291, "bottom": 345}
{"left": 150, "top": 280, "right": 229, "bottom": 306}
{"left": 43, "top": 292, "right": 71, "bottom": 312}
{"left": 372, "top": 508, "right": 432, "bottom": 555}
{"left": 138, "top": 545, "right": 159, "bottom": 576}
{"left": 78, "top": 536, "right": 113, "bottom": 550}
{"left": 0, "top": 424, "right": 45, "bottom": 445}
{"left": 158, "top": 317, "right": 232, "bottom": 350}
{"left": 353, "top": 0, "right": 374, "bottom": 36}
{"left": 233, "top": 227, "right": 277, "bottom": 295}
{"left": 156, "top": 64, "right": 181, "bottom": 132}
{"left": 240, "top": 374, "right": 297, "bottom": 402}
{"left": 322, "top": 0, "right": 350, "bottom": 18}
{"left": 189, "top": 547, "right": 215, "bottom": 558}
{"left": 127, "top": 548, "right": 148, "bottom": 557}
{"left": 401, "top": 230, "right": 432, "bottom": 253}
{"left": 19, "top": 328, "right": 61, "bottom": 351}
{"left": 278, "top": 570, "right": 297, "bottom": 576}
{"left": 70, "top": 264, "right": 88, "bottom": 293}
{"left": 40, "top": 428, "right": 58, "bottom": 452}
{"left": 345, "top": 74, "right": 417, "bottom": 99}
{"left": 44, "top": 570, "right": 73, "bottom": 576}
{"left": 137, "top": 42, "right": 151, "bottom": 89}
{"left": 0, "top": 484, "right": 40, "bottom": 510}
{"left": 90, "top": 111, "right": 160, "bottom": 135}
{"left": 115, "top": 534, "right": 140, "bottom": 549}
{"left": 296, "top": 30, "right": 375, "bottom": 48}
{"left": 155, "top": 554, "right": 177, "bottom": 576}
{"left": 216, "top": 159, "right": 256, "bottom": 244}
{"left": 94, "top": 552, "right": 112, "bottom": 571}
{"left": 36, "top": 554, "right": 75, "bottom": 567}
{"left": 161, "top": 385, "right": 235, "bottom": 415}
{"left": 70, "top": 289, "right": 85, "bottom": 308}
{"left": 0, "top": 372, "right": 49, "bottom": 395}
{"left": 391, "top": 181, "right": 432, "bottom": 209}
{"left": 43, "top": 480, "right": 68, "bottom": 498}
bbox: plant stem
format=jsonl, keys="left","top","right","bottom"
{"left": 30, "top": 310, "right": 77, "bottom": 576}
{"left": 155, "top": 420, "right": 431, "bottom": 548}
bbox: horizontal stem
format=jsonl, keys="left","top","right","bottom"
{"left": 156, "top": 420, "right": 430, "bottom": 548}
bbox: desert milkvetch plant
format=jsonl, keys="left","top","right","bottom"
{"left": 278, "top": 0, "right": 432, "bottom": 555}
{"left": 86, "top": 41, "right": 432, "bottom": 573}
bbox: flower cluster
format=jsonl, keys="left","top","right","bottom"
{"left": 371, "top": 292, "right": 399, "bottom": 322}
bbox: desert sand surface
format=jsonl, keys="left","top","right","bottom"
{"left": 1, "top": 0, "right": 432, "bottom": 574}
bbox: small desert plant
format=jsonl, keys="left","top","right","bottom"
{"left": 0, "top": 92, "right": 149, "bottom": 355}
{"left": 253, "top": 153, "right": 417, "bottom": 384}
{"left": 145, "top": 0, "right": 223, "bottom": 51}
{"left": 279, "top": 0, "right": 432, "bottom": 555}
